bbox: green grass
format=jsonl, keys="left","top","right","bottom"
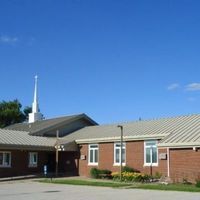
{"left": 39, "top": 179, "right": 200, "bottom": 192}
{"left": 131, "top": 183, "right": 200, "bottom": 192}
{"left": 39, "top": 179, "right": 132, "bottom": 188}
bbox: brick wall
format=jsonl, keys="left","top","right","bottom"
{"left": 0, "top": 149, "right": 48, "bottom": 177}
{"left": 170, "top": 148, "right": 200, "bottom": 183}
{"left": 78, "top": 141, "right": 168, "bottom": 177}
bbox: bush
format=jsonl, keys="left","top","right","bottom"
{"left": 122, "top": 166, "right": 139, "bottom": 173}
{"left": 90, "top": 168, "right": 112, "bottom": 179}
{"left": 111, "top": 171, "right": 151, "bottom": 182}
{"left": 196, "top": 180, "right": 200, "bottom": 188}
{"left": 153, "top": 172, "right": 162, "bottom": 179}
{"left": 99, "top": 169, "right": 112, "bottom": 175}
{"left": 90, "top": 168, "right": 100, "bottom": 179}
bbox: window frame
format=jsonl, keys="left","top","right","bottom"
{"left": 144, "top": 140, "right": 158, "bottom": 166}
{"left": 88, "top": 144, "right": 99, "bottom": 166}
{"left": 0, "top": 151, "right": 11, "bottom": 168}
{"left": 29, "top": 152, "right": 38, "bottom": 167}
{"left": 114, "top": 142, "right": 126, "bottom": 166}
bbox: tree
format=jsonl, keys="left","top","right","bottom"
{"left": 0, "top": 99, "right": 31, "bottom": 128}
{"left": 23, "top": 106, "right": 32, "bottom": 121}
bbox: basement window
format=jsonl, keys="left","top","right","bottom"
{"left": 88, "top": 144, "right": 98, "bottom": 165}
{"left": 114, "top": 142, "right": 126, "bottom": 166}
{"left": 29, "top": 152, "right": 38, "bottom": 167}
{"left": 144, "top": 141, "right": 158, "bottom": 166}
{"left": 0, "top": 152, "right": 11, "bottom": 167}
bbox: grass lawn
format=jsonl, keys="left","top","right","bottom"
{"left": 39, "top": 178, "right": 200, "bottom": 192}
{"left": 39, "top": 179, "right": 132, "bottom": 188}
{"left": 132, "top": 183, "right": 200, "bottom": 192}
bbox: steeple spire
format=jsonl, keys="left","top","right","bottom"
{"left": 28, "top": 75, "right": 43, "bottom": 123}
{"left": 32, "top": 75, "right": 39, "bottom": 113}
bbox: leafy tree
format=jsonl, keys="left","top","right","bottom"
{"left": 23, "top": 106, "right": 32, "bottom": 121}
{"left": 0, "top": 99, "right": 31, "bottom": 128}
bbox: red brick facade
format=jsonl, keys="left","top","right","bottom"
{"left": 0, "top": 150, "right": 79, "bottom": 178}
{"left": 78, "top": 142, "right": 200, "bottom": 183}
{"left": 169, "top": 148, "right": 200, "bottom": 183}
{"left": 1, "top": 143, "right": 200, "bottom": 183}
{"left": 0, "top": 150, "right": 48, "bottom": 178}
{"left": 78, "top": 141, "right": 168, "bottom": 177}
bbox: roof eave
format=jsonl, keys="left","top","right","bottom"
{"left": 75, "top": 134, "right": 166, "bottom": 144}
{"left": 158, "top": 142, "right": 200, "bottom": 148}
{"left": 0, "top": 144, "right": 55, "bottom": 151}
{"left": 29, "top": 114, "right": 97, "bottom": 136}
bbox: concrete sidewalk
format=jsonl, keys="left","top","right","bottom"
{"left": 0, "top": 175, "right": 37, "bottom": 182}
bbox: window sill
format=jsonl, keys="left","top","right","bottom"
{"left": 113, "top": 163, "right": 126, "bottom": 166}
{"left": 88, "top": 163, "right": 98, "bottom": 166}
{"left": 143, "top": 164, "right": 158, "bottom": 167}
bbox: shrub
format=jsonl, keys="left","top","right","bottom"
{"left": 111, "top": 171, "right": 151, "bottom": 182}
{"left": 196, "top": 180, "right": 200, "bottom": 188}
{"left": 122, "top": 166, "right": 139, "bottom": 173}
{"left": 111, "top": 172, "right": 120, "bottom": 181}
{"left": 90, "top": 168, "right": 100, "bottom": 179}
{"left": 99, "top": 169, "right": 112, "bottom": 175}
{"left": 90, "top": 168, "right": 112, "bottom": 179}
{"left": 153, "top": 172, "right": 162, "bottom": 179}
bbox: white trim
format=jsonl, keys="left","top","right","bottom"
{"left": 144, "top": 140, "right": 158, "bottom": 166}
{"left": 28, "top": 152, "right": 38, "bottom": 167}
{"left": 114, "top": 142, "right": 126, "bottom": 166}
{"left": 76, "top": 135, "right": 166, "bottom": 144}
{"left": 0, "top": 151, "right": 11, "bottom": 168}
{"left": 88, "top": 163, "right": 98, "bottom": 166}
{"left": 143, "top": 163, "right": 158, "bottom": 167}
{"left": 88, "top": 144, "right": 99, "bottom": 166}
{"left": 113, "top": 163, "right": 126, "bottom": 166}
{"left": 158, "top": 143, "right": 200, "bottom": 148}
{"left": 167, "top": 147, "right": 170, "bottom": 177}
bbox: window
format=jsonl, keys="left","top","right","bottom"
{"left": 0, "top": 152, "right": 11, "bottom": 167}
{"left": 144, "top": 141, "right": 158, "bottom": 166}
{"left": 114, "top": 143, "right": 126, "bottom": 165}
{"left": 29, "top": 152, "right": 38, "bottom": 167}
{"left": 88, "top": 144, "right": 98, "bottom": 165}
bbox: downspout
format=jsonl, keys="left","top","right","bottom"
{"left": 167, "top": 147, "right": 170, "bottom": 178}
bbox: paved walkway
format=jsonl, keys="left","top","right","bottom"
{"left": 0, "top": 180, "right": 199, "bottom": 200}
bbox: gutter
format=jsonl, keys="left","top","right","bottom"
{"left": 75, "top": 135, "right": 166, "bottom": 144}
{"left": 158, "top": 143, "right": 200, "bottom": 149}
{"left": 0, "top": 144, "right": 55, "bottom": 151}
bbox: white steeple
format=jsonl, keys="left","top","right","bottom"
{"left": 32, "top": 75, "right": 39, "bottom": 113}
{"left": 28, "top": 75, "right": 43, "bottom": 123}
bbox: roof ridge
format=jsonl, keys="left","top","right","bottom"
{"left": 4, "top": 113, "right": 85, "bottom": 128}
{"left": 35, "top": 113, "right": 85, "bottom": 122}
{"left": 85, "top": 113, "right": 200, "bottom": 128}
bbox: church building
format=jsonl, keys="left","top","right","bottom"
{"left": 0, "top": 76, "right": 200, "bottom": 183}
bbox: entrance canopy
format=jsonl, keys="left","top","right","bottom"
{"left": 55, "top": 140, "right": 78, "bottom": 152}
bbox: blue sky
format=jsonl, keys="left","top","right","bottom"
{"left": 1, "top": 0, "right": 200, "bottom": 124}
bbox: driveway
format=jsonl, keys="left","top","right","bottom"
{"left": 0, "top": 180, "right": 199, "bottom": 200}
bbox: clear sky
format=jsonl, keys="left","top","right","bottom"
{"left": 1, "top": 0, "right": 200, "bottom": 124}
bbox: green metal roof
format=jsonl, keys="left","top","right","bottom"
{"left": 60, "top": 114, "right": 200, "bottom": 146}
{"left": 4, "top": 113, "right": 97, "bottom": 136}
{"left": 0, "top": 129, "right": 56, "bottom": 150}
{"left": 2, "top": 114, "right": 200, "bottom": 148}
